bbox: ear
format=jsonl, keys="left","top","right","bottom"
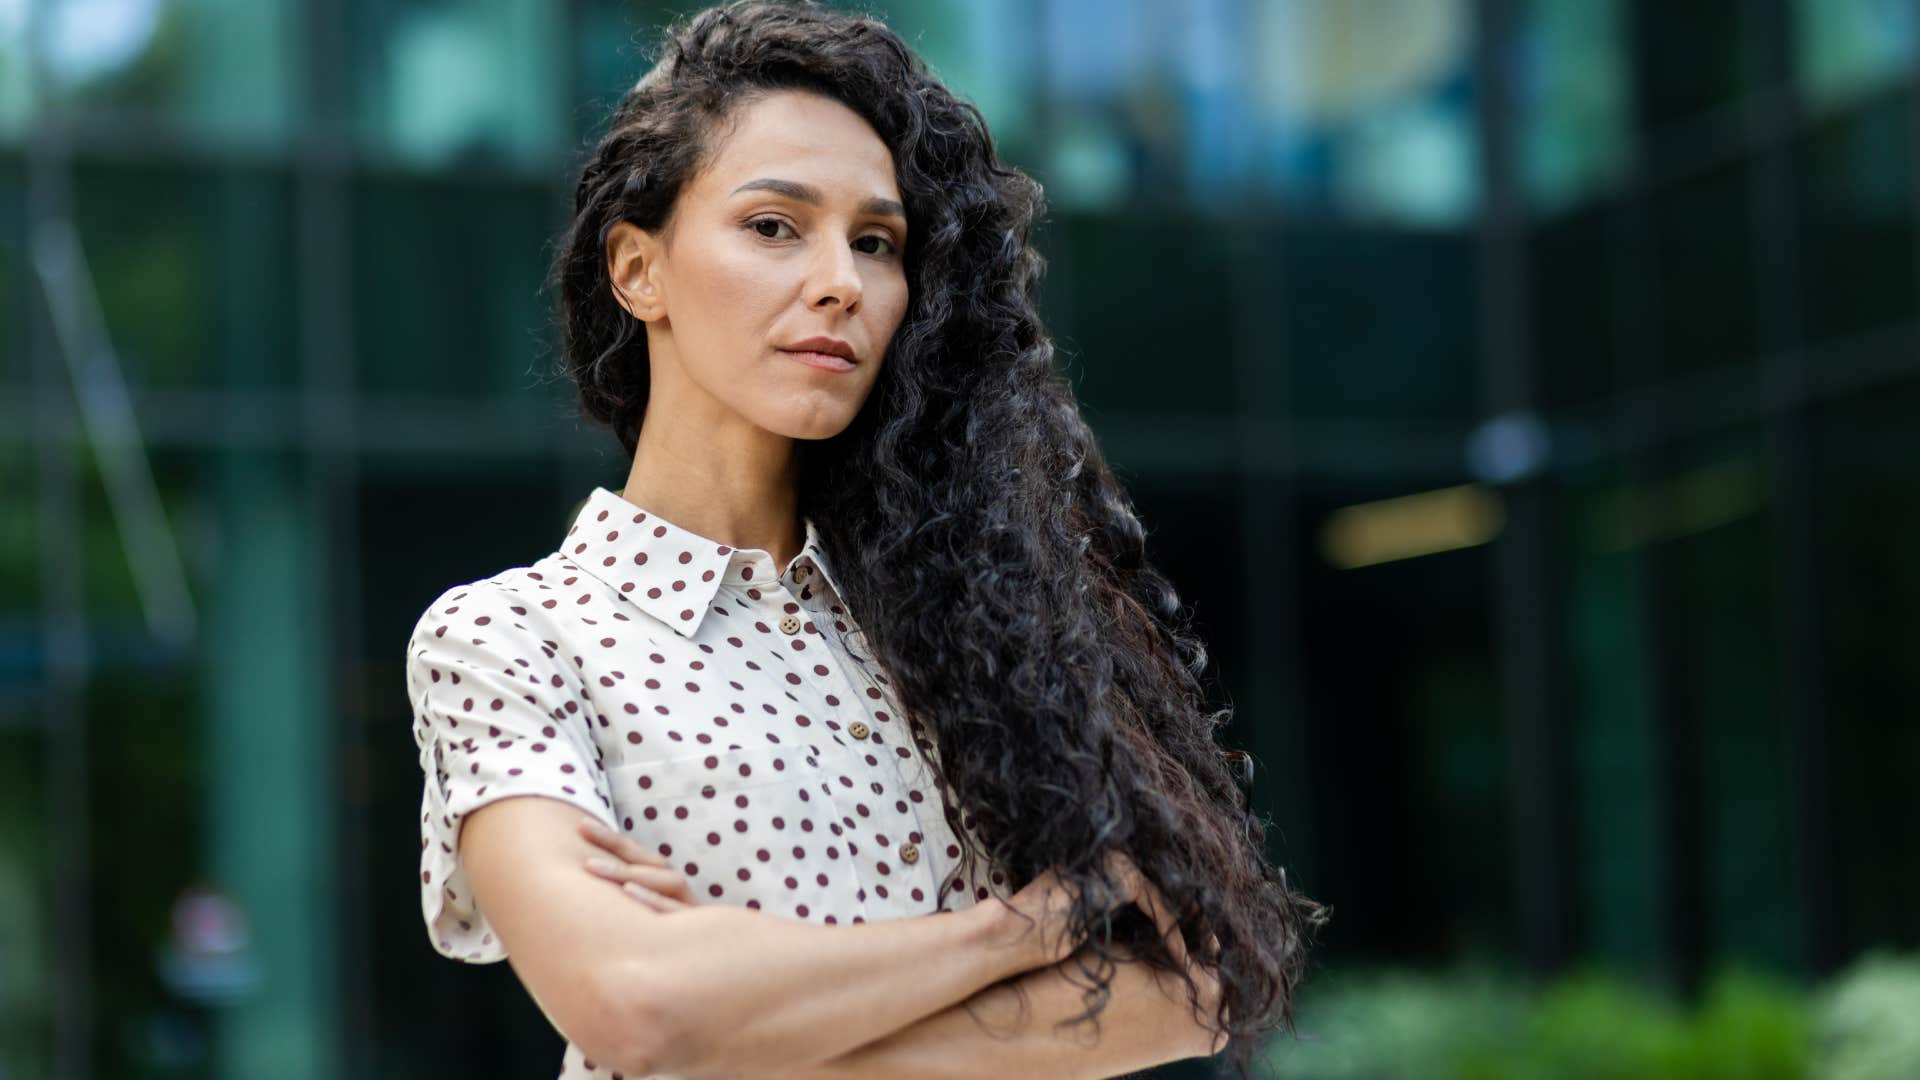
{"left": 605, "top": 220, "right": 665, "bottom": 322}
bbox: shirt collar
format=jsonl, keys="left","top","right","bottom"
{"left": 562, "top": 486, "right": 847, "bottom": 638}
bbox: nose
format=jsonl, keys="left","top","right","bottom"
{"left": 806, "top": 237, "right": 863, "bottom": 313}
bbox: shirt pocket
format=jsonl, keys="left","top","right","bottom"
{"left": 604, "top": 744, "right": 865, "bottom": 924}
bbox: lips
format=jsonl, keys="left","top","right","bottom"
{"left": 781, "top": 336, "right": 857, "bottom": 363}
{"left": 781, "top": 348, "right": 856, "bottom": 373}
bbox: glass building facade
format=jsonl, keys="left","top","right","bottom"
{"left": 2, "top": 0, "right": 1916, "bottom": 1075}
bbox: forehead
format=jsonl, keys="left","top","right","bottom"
{"left": 695, "top": 90, "right": 900, "bottom": 200}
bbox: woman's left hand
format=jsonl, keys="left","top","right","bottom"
{"left": 576, "top": 817, "right": 697, "bottom": 912}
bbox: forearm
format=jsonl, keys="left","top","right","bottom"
{"left": 619, "top": 901, "right": 1039, "bottom": 1078}
{"left": 770, "top": 945, "right": 1223, "bottom": 1080}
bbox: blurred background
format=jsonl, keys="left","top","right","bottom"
{"left": 3, "top": 0, "right": 1918, "bottom": 1076}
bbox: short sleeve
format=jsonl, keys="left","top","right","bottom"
{"left": 405, "top": 582, "right": 619, "bottom": 963}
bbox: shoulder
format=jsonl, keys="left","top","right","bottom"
{"left": 403, "top": 564, "right": 582, "bottom": 698}
{"left": 405, "top": 561, "right": 567, "bottom": 650}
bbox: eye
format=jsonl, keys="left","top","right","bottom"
{"left": 745, "top": 216, "right": 900, "bottom": 257}
{"left": 747, "top": 216, "right": 796, "bottom": 241}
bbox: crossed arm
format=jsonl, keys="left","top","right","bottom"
{"left": 459, "top": 796, "right": 1222, "bottom": 1079}
{"left": 633, "top": 908, "right": 1223, "bottom": 1080}
{"left": 764, "top": 940, "right": 1226, "bottom": 1080}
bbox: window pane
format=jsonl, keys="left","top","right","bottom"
{"left": 41, "top": 0, "right": 296, "bottom": 145}
{"left": 1249, "top": 0, "right": 1480, "bottom": 225}
{"left": 1810, "top": 384, "right": 1920, "bottom": 955}
{"left": 1283, "top": 224, "right": 1481, "bottom": 422}
{"left": 351, "top": 173, "right": 567, "bottom": 401}
{"left": 1530, "top": 202, "right": 1621, "bottom": 414}
{"left": 71, "top": 161, "right": 300, "bottom": 393}
{"left": 1651, "top": 160, "right": 1757, "bottom": 382}
{"left": 1660, "top": 432, "right": 1796, "bottom": 971}
{"left": 1517, "top": 0, "right": 1634, "bottom": 213}
{"left": 1793, "top": 0, "right": 1919, "bottom": 113}
{"left": 349, "top": 0, "right": 564, "bottom": 169}
{"left": 1793, "top": 90, "right": 1917, "bottom": 343}
{"left": 1043, "top": 210, "right": 1241, "bottom": 417}
{"left": 1, "top": 149, "right": 24, "bottom": 390}
{"left": 1555, "top": 458, "right": 1664, "bottom": 971}
{"left": 0, "top": 2, "right": 31, "bottom": 142}
{"left": 0, "top": 445, "right": 36, "bottom": 711}
{"left": 1298, "top": 474, "right": 1507, "bottom": 961}
{"left": 1629, "top": 0, "right": 1759, "bottom": 134}
{"left": 0, "top": 728, "right": 50, "bottom": 1077}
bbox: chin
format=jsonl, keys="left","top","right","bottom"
{"left": 767, "top": 411, "right": 861, "bottom": 442}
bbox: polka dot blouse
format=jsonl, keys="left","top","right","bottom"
{"left": 405, "top": 485, "right": 1007, "bottom": 1079}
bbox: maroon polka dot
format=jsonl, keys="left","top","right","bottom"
{"left": 410, "top": 491, "right": 995, "bottom": 1000}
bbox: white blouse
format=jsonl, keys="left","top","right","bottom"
{"left": 406, "top": 484, "right": 1006, "bottom": 1078}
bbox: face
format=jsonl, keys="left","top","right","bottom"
{"left": 605, "top": 90, "right": 910, "bottom": 443}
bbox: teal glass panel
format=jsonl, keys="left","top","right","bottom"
{"left": 570, "top": 1, "right": 669, "bottom": 146}
{"left": 1793, "top": 0, "right": 1918, "bottom": 113}
{"left": 1516, "top": 0, "right": 1634, "bottom": 213}
{"left": 1666, "top": 431, "right": 1797, "bottom": 972}
{"left": 1529, "top": 201, "right": 1621, "bottom": 415}
{"left": 1247, "top": 0, "right": 1480, "bottom": 226}
{"left": 1296, "top": 473, "right": 1507, "bottom": 962}
{"left": 351, "top": 172, "right": 570, "bottom": 404}
{"left": 1041, "top": 210, "right": 1241, "bottom": 418}
{"left": 0, "top": 729, "right": 49, "bottom": 1077}
{"left": 39, "top": 0, "right": 295, "bottom": 145}
{"left": 70, "top": 161, "right": 300, "bottom": 392}
{"left": 1793, "top": 90, "right": 1917, "bottom": 343}
{"left": 1, "top": 148, "right": 23, "bottom": 391}
{"left": 1283, "top": 223, "right": 1481, "bottom": 422}
{"left": 1556, "top": 458, "right": 1664, "bottom": 974}
{"left": 1628, "top": 0, "right": 1760, "bottom": 134}
{"left": 86, "top": 658, "right": 210, "bottom": 1074}
{"left": 1650, "top": 160, "right": 1757, "bottom": 382}
{"left": 74, "top": 446, "right": 340, "bottom": 1075}
{"left": 349, "top": 0, "right": 566, "bottom": 169}
{"left": 1809, "top": 384, "right": 1920, "bottom": 956}
{"left": 0, "top": 445, "right": 33, "bottom": 661}
{"left": 0, "top": 2, "right": 30, "bottom": 142}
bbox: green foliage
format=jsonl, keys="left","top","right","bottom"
{"left": 1809, "top": 950, "right": 1920, "bottom": 1080}
{"left": 1259, "top": 956, "right": 1825, "bottom": 1079}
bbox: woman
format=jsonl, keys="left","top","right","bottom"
{"left": 404, "top": 2, "right": 1325, "bottom": 1077}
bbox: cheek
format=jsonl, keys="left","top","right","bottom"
{"left": 872, "top": 269, "right": 910, "bottom": 329}
{"left": 680, "top": 243, "right": 785, "bottom": 346}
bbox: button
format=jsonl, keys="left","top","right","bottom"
{"left": 779, "top": 614, "right": 802, "bottom": 635}
{"left": 795, "top": 564, "right": 810, "bottom": 581}
{"left": 848, "top": 721, "right": 870, "bottom": 740}
{"left": 899, "top": 842, "right": 919, "bottom": 864}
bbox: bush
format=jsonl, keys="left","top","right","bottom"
{"left": 1809, "top": 950, "right": 1920, "bottom": 1080}
{"left": 1258, "top": 960, "right": 1811, "bottom": 1079}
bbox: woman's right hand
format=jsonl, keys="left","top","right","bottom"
{"left": 989, "top": 850, "right": 1194, "bottom": 971}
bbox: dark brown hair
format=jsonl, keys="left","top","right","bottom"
{"left": 543, "top": 3, "right": 1327, "bottom": 1073}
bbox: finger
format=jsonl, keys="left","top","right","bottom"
{"left": 1152, "top": 907, "right": 1182, "bottom": 968}
{"left": 578, "top": 818, "right": 669, "bottom": 867}
{"left": 636, "top": 865, "right": 698, "bottom": 905}
{"left": 584, "top": 857, "right": 692, "bottom": 900}
{"left": 620, "top": 881, "right": 687, "bottom": 912}
{"left": 1126, "top": 867, "right": 1190, "bottom": 968}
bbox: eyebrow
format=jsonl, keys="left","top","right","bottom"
{"left": 730, "top": 177, "right": 908, "bottom": 226}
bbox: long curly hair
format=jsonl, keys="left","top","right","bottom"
{"left": 543, "top": 1, "right": 1327, "bottom": 1072}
